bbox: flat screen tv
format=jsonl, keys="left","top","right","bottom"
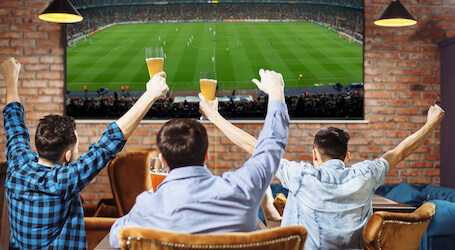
{"left": 66, "top": 0, "right": 364, "bottom": 121}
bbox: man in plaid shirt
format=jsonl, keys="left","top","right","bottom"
{"left": 1, "top": 57, "right": 168, "bottom": 249}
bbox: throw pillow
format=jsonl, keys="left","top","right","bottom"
{"left": 385, "top": 181, "right": 428, "bottom": 207}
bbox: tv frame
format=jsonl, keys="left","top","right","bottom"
{"left": 64, "top": 0, "right": 365, "bottom": 123}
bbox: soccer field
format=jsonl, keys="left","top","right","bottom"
{"left": 67, "top": 22, "right": 363, "bottom": 93}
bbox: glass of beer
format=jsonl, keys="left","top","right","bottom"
{"left": 145, "top": 47, "right": 164, "bottom": 79}
{"left": 200, "top": 71, "right": 217, "bottom": 100}
{"left": 149, "top": 157, "right": 168, "bottom": 192}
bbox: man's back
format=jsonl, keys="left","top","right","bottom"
{"left": 123, "top": 166, "right": 261, "bottom": 233}
{"left": 279, "top": 158, "right": 389, "bottom": 249}
{"left": 110, "top": 99, "right": 290, "bottom": 248}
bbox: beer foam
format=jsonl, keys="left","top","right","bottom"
{"left": 200, "top": 78, "right": 217, "bottom": 84}
{"left": 150, "top": 172, "right": 168, "bottom": 176}
{"left": 146, "top": 57, "right": 164, "bottom": 61}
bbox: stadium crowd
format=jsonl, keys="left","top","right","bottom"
{"left": 67, "top": 2, "right": 363, "bottom": 38}
{"left": 66, "top": 89, "right": 363, "bottom": 119}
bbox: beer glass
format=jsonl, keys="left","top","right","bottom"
{"left": 200, "top": 71, "right": 217, "bottom": 100}
{"left": 150, "top": 157, "right": 168, "bottom": 192}
{"left": 145, "top": 47, "right": 164, "bottom": 79}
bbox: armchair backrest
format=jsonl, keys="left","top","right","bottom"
{"left": 119, "top": 226, "right": 307, "bottom": 250}
{"left": 363, "top": 202, "right": 436, "bottom": 250}
{"left": 108, "top": 150, "right": 158, "bottom": 216}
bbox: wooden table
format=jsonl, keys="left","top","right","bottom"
{"left": 372, "top": 194, "right": 415, "bottom": 213}
{"left": 95, "top": 194, "right": 415, "bottom": 249}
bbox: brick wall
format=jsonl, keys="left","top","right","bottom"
{"left": 1, "top": 0, "right": 453, "bottom": 203}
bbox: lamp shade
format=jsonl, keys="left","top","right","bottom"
{"left": 374, "top": 0, "right": 417, "bottom": 27}
{"left": 39, "top": 0, "right": 83, "bottom": 23}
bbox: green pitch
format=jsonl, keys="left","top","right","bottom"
{"left": 67, "top": 22, "right": 363, "bottom": 93}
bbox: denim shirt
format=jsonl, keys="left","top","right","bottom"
{"left": 278, "top": 158, "right": 389, "bottom": 250}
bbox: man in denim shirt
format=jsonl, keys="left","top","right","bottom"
{"left": 2, "top": 57, "right": 168, "bottom": 249}
{"left": 202, "top": 89, "right": 445, "bottom": 249}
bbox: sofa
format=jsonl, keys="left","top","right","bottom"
{"left": 375, "top": 181, "right": 455, "bottom": 250}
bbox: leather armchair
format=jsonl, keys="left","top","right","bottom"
{"left": 363, "top": 202, "right": 436, "bottom": 250}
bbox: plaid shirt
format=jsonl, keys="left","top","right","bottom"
{"left": 4, "top": 102, "right": 126, "bottom": 249}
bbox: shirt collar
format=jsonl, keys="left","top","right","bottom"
{"left": 319, "top": 159, "right": 346, "bottom": 170}
{"left": 160, "top": 165, "right": 212, "bottom": 185}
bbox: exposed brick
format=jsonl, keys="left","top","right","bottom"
{"left": 38, "top": 24, "right": 62, "bottom": 32}
{"left": 11, "top": 9, "right": 36, "bottom": 16}
{"left": 22, "top": 79, "right": 47, "bottom": 88}
{"left": 397, "top": 76, "right": 420, "bottom": 83}
{"left": 396, "top": 61, "right": 419, "bottom": 67}
{"left": 24, "top": 64, "right": 48, "bottom": 71}
{"left": 10, "top": 24, "right": 36, "bottom": 31}
{"left": 10, "top": 40, "right": 35, "bottom": 47}
{"left": 0, "top": 1, "right": 22, "bottom": 8}
{"left": 23, "top": 47, "right": 49, "bottom": 55}
{"left": 33, "top": 104, "right": 61, "bottom": 112}
{"left": 24, "top": 1, "right": 48, "bottom": 8}
{"left": 36, "top": 39, "right": 61, "bottom": 47}
{"left": 24, "top": 32, "right": 47, "bottom": 39}
{"left": 0, "top": 48, "right": 21, "bottom": 55}
{"left": 0, "top": 32, "right": 21, "bottom": 39}
{"left": 25, "top": 96, "right": 52, "bottom": 103}
{"left": 36, "top": 72, "right": 62, "bottom": 80}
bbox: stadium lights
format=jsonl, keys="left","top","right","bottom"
{"left": 374, "top": 0, "right": 417, "bottom": 27}
{"left": 39, "top": 0, "right": 83, "bottom": 23}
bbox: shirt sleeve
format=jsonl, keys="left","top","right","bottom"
{"left": 53, "top": 122, "right": 127, "bottom": 199}
{"left": 368, "top": 158, "right": 389, "bottom": 190}
{"left": 3, "top": 102, "right": 38, "bottom": 169}
{"left": 278, "top": 158, "right": 306, "bottom": 194}
{"left": 225, "top": 100, "right": 289, "bottom": 201}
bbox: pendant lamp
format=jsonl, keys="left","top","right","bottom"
{"left": 39, "top": 0, "right": 83, "bottom": 23}
{"left": 374, "top": 0, "right": 417, "bottom": 27}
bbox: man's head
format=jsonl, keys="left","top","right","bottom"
{"left": 157, "top": 118, "right": 208, "bottom": 170}
{"left": 35, "top": 115, "right": 78, "bottom": 165}
{"left": 313, "top": 127, "right": 350, "bottom": 167}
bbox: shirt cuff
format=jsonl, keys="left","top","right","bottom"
{"left": 267, "top": 99, "right": 287, "bottom": 114}
{"left": 107, "top": 122, "right": 126, "bottom": 141}
{"left": 3, "top": 102, "right": 23, "bottom": 115}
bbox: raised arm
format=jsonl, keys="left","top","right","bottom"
{"left": 199, "top": 93, "right": 257, "bottom": 154}
{"left": 200, "top": 69, "right": 286, "bottom": 222}
{"left": 1, "top": 57, "right": 21, "bottom": 104}
{"left": 116, "top": 71, "right": 168, "bottom": 139}
{"left": 382, "top": 104, "right": 445, "bottom": 171}
{"left": 199, "top": 69, "right": 285, "bottom": 154}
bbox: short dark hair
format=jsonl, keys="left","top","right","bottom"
{"left": 35, "top": 115, "right": 77, "bottom": 163}
{"left": 157, "top": 118, "right": 208, "bottom": 169}
{"left": 313, "top": 127, "right": 350, "bottom": 161}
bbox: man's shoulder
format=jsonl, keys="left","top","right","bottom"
{"left": 351, "top": 158, "right": 388, "bottom": 168}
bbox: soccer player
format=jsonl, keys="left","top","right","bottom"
{"left": 2, "top": 57, "right": 168, "bottom": 249}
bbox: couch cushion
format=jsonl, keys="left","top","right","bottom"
{"left": 421, "top": 185, "right": 455, "bottom": 203}
{"left": 385, "top": 181, "right": 428, "bottom": 207}
{"left": 426, "top": 200, "right": 455, "bottom": 237}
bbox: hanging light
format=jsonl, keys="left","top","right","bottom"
{"left": 374, "top": 0, "right": 417, "bottom": 27}
{"left": 39, "top": 0, "right": 83, "bottom": 23}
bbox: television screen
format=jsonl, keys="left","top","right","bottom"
{"left": 66, "top": 0, "right": 364, "bottom": 120}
